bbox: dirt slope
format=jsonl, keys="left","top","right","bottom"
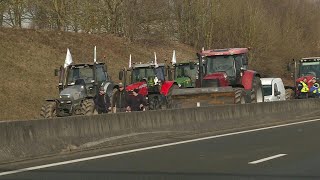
{"left": 0, "top": 28, "right": 196, "bottom": 121}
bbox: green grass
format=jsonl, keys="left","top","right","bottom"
{"left": 0, "top": 28, "right": 196, "bottom": 121}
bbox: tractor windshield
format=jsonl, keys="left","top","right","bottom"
{"left": 175, "top": 64, "right": 197, "bottom": 80}
{"left": 299, "top": 62, "right": 320, "bottom": 78}
{"left": 205, "top": 55, "right": 235, "bottom": 76}
{"left": 66, "top": 66, "right": 93, "bottom": 85}
{"left": 131, "top": 66, "right": 165, "bottom": 84}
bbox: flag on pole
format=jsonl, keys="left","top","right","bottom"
{"left": 172, "top": 50, "right": 176, "bottom": 65}
{"left": 64, "top": 48, "right": 72, "bottom": 68}
{"left": 154, "top": 52, "right": 158, "bottom": 68}
{"left": 94, "top": 46, "right": 97, "bottom": 63}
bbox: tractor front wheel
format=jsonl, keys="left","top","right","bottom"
{"left": 40, "top": 101, "right": 57, "bottom": 118}
{"left": 234, "top": 88, "right": 246, "bottom": 104}
{"left": 246, "top": 77, "right": 264, "bottom": 103}
{"left": 81, "top": 99, "right": 95, "bottom": 115}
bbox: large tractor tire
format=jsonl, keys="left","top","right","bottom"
{"left": 247, "top": 77, "right": 264, "bottom": 103}
{"left": 148, "top": 95, "right": 161, "bottom": 110}
{"left": 234, "top": 88, "right": 246, "bottom": 104}
{"left": 166, "top": 84, "right": 179, "bottom": 109}
{"left": 40, "top": 101, "right": 57, "bottom": 118}
{"left": 81, "top": 99, "right": 95, "bottom": 115}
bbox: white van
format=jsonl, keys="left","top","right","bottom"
{"left": 261, "top": 78, "right": 286, "bottom": 102}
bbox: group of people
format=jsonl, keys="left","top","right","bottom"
{"left": 298, "top": 77, "right": 320, "bottom": 98}
{"left": 93, "top": 83, "right": 147, "bottom": 114}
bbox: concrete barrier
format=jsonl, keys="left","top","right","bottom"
{"left": 0, "top": 99, "right": 320, "bottom": 164}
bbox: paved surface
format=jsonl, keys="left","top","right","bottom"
{"left": 1, "top": 119, "right": 320, "bottom": 180}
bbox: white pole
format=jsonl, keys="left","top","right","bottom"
{"left": 94, "top": 46, "right": 97, "bottom": 63}
{"left": 172, "top": 50, "right": 176, "bottom": 65}
{"left": 154, "top": 52, "right": 158, "bottom": 67}
{"left": 129, "top": 54, "right": 132, "bottom": 68}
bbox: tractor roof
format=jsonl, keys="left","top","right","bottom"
{"left": 174, "top": 61, "right": 198, "bottom": 66}
{"left": 68, "top": 62, "right": 105, "bottom": 68}
{"left": 301, "top": 57, "right": 320, "bottom": 62}
{"left": 200, "top": 48, "right": 249, "bottom": 57}
{"left": 132, "top": 63, "right": 165, "bottom": 68}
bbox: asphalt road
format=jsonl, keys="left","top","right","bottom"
{"left": 1, "top": 119, "right": 320, "bottom": 180}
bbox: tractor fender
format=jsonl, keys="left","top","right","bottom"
{"left": 103, "top": 82, "right": 115, "bottom": 98}
{"left": 241, "top": 70, "right": 260, "bottom": 90}
{"left": 126, "top": 81, "right": 148, "bottom": 96}
{"left": 161, "top": 81, "right": 176, "bottom": 96}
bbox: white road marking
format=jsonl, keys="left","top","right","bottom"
{"left": 249, "top": 154, "right": 287, "bottom": 164}
{"left": 1, "top": 118, "right": 320, "bottom": 177}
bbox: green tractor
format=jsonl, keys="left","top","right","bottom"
{"left": 173, "top": 61, "right": 198, "bottom": 88}
{"left": 40, "top": 47, "right": 115, "bottom": 118}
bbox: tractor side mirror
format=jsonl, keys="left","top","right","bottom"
{"left": 54, "top": 69, "right": 59, "bottom": 76}
{"left": 189, "top": 62, "right": 195, "bottom": 70}
{"left": 119, "top": 70, "right": 124, "bottom": 80}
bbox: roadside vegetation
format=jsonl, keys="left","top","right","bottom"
{"left": 0, "top": 0, "right": 319, "bottom": 120}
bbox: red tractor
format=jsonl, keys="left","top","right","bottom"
{"left": 170, "top": 48, "right": 264, "bottom": 108}
{"left": 118, "top": 58, "right": 178, "bottom": 110}
{"left": 287, "top": 57, "right": 320, "bottom": 99}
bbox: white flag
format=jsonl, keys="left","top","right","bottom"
{"left": 94, "top": 46, "right": 97, "bottom": 63}
{"left": 172, "top": 50, "right": 176, "bottom": 65}
{"left": 154, "top": 52, "right": 158, "bottom": 68}
{"left": 129, "top": 54, "right": 132, "bottom": 68}
{"left": 64, "top": 48, "right": 72, "bottom": 68}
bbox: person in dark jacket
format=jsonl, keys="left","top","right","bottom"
{"left": 93, "top": 87, "right": 111, "bottom": 114}
{"left": 127, "top": 88, "right": 147, "bottom": 111}
{"left": 111, "top": 83, "right": 129, "bottom": 112}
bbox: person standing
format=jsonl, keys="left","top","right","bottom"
{"left": 298, "top": 78, "right": 309, "bottom": 99}
{"left": 127, "top": 88, "right": 147, "bottom": 111}
{"left": 93, "top": 87, "right": 111, "bottom": 114}
{"left": 111, "top": 83, "right": 129, "bottom": 113}
{"left": 310, "top": 81, "right": 320, "bottom": 98}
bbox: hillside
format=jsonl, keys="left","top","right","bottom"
{"left": 0, "top": 28, "right": 196, "bottom": 121}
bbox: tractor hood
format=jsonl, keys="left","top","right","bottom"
{"left": 296, "top": 75, "right": 314, "bottom": 83}
{"left": 59, "top": 85, "right": 86, "bottom": 101}
{"left": 175, "top": 77, "right": 192, "bottom": 87}
{"left": 203, "top": 72, "right": 229, "bottom": 87}
{"left": 126, "top": 81, "right": 148, "bottom": 96}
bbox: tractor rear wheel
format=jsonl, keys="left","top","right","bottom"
{"left": 81, "top": 99, "right": 95, "bottom": 115}
{"left": 40, "top": 101, "right": 57, "bottom": 118}
{"left": 166, "top": 84, "right": 179, "bottom": 109}
{"left": 234, "top": 88, "right": 246, "bottom": 104}
{"left": 248, "top": 77, "right": 264, "bottom": 103}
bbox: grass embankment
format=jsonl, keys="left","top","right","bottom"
{"left": 0, "top": 28, "right": 196, "bottom": 120}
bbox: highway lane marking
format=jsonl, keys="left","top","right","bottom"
{"left": 1, "top": 118, "right": 320, "bottom": 177}
{"left": 249, "top": 154, "right": 287, "bottom": 164}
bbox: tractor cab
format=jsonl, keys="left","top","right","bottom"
{"left": 173, "top": 62, "right": 198, "bottom": 88}
{"left": 57, "top": 62, "right": 110, "bottom": 97}
{"left": 298, "top": 57, "right": 320, "bottom": 79}
{"left": 200, "top": 48, "right": 249, "bottom": 87}
{"left": 130, "top": 63, "right": 166, "bottom": 86}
